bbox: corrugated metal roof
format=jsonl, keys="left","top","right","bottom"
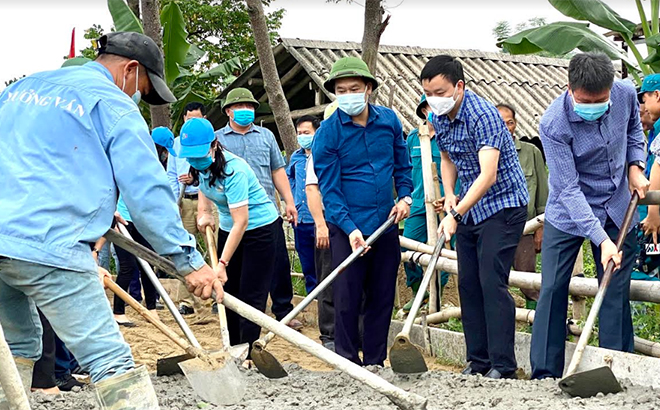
{"left": 279, "top": 38, "right": 569, "bottom": 137}
{"left": 209, "top": 38, "right": 572, "bottom": 139}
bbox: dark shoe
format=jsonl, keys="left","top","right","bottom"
{"left": 461, "top": 365, "right": 487, "bottom": 376}
{"left": 484, "top": 368, "right": 518, "bottom": 379}
{"left": 116, "top": 321, "right": 136, "bottom": 328}
{"left": 56, "top": 374, "right": 85, "bottom": 391}
{"left": 287, "top": 319, "right": 303, "bottom": 331}
{"left": 211, "top": 303, "right": 218, "bottom": 314}
{"left": 179, "top": 304, "right": 195, "bottom": 315}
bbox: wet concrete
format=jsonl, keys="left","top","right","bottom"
{"left": 28, "top": 364, "right": 660, "bottom": 410}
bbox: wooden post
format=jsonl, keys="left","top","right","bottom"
{"left": 417, "top": 120, "right": 439, "bottom": 313}
{"left": 571, "top": 247, "right": 587, "bottom": 320}
{"left": 0, "top": 322, "right": 31, "bottom": 410}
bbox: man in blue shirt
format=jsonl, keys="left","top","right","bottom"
{"left": 0, "top": 32, "right": 221, "bottom": 409}
{"left": 423, "top": 55, "right": 529, "bottom": 379}
{"left": 313, "top": 57, "right": 413, "bottom": 366}
{"left": 287, "top": 115, "right": 322, "bottom": 294}
{"left": 203, "top": 88, "right": 302, "bottom": 329}
{"left": 531, "top": 53, "right": 649, "bottom": 380}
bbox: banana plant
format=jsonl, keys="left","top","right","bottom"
{"left": 499, "top": 0, "right": 660, "bottom": 84}
{"left": 106, "top": 0, "right": 240, "bottom": 128}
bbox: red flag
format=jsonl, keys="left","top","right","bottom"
{"left": 68, "top": 28, "right": 76, "bottom": 59}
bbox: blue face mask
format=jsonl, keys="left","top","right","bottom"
{"left": 188, "top": 155, "right": 213, "bottom": 171}
{"left": 232, "top": 109, "right": 255, "bottom": 126}
{"left": 336, "top": 91, "right": 367, "bottom": 116}
{"left": 572, "top": 95, "right": 610, "bottom": 121}
{"left": 123, "top": 65, "right": 142, "bottom": 106}
{"left": 297, "top": 134, "right": 314, "bottom": 149}
{"left": 427, "top": 112, "right": 433, "bottom": 123}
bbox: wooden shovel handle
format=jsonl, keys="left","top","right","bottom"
{"left": 204, "top": 227, "right": 232, "bottom": 351}
{"left": 104, "top": 277, "right": 195, "bottom": 354}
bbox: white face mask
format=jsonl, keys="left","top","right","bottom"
{"left": 426, "top": 82, "right": 461, "bottom": 116}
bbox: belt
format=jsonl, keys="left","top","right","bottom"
{"left": 183, "top": 193, "right": 198, "bottom": 200}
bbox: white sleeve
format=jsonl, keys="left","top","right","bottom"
{"left": 305, "top": 155, "right": 319, "bottom": 186}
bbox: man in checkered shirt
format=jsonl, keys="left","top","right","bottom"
{"left": 530, "top": 53, "right": 649, "bottom": 379}
{"left": 422, "top": 55, "right": 529, "bottom": 380}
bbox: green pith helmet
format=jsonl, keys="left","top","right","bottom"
{"left": 61, "top": 57, "right": 92, "bottom": 68}
{"left": 221, "top": 87, "right": 260, "bottom": 110}
{"left": 323, "top": 57, "right": 379, "bottom": 93}
{"left": 416, "top": 94, "right": 429, "bottom": 120}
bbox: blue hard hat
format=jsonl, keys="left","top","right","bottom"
{"left": 174, "top": 118, "right": 216, "bottom": 158}
{"left": 151, "top": 127, "right": 175, "bottom": 156}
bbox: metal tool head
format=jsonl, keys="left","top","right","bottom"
{"left": 559, "top": 366, "right": 622, "bottom": 398}
{"left": 389, "top": 335, "right": 428, "bottom": 374}
{"left": 251, "top": 342, "right": 288, "bottom": 379}
{"left": 157, "top": 344, "right": 250, "bottom": 376}
{"left": 178, "top": 353, "right": 246, "bottom": 405}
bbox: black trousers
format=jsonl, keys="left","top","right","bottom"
{"left": 530, "top": 219, "right": 636, "bottom": 379}
{"left": 113, "top": 222, "right": 158, "bottom": 315}
{"left": 315, "top": 243, "right": 334, "bottom": 343}
{"left": 32, "top": 310, "right": 57, "bottom": 389}
{"left": 219, "top": 220, "right": 278, "bottom": 350}
{"left": 330, "top": 224, "right": 400, "bottom": 366}
{"left": 456, "top": 206, "right": 526, "bottom": 374}
{"left": 269, "top": 218, "right": 294, "bottom": 320}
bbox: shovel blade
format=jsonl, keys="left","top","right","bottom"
{"left": 178, "top": 355, "right": 246, "bottom": 406}
{"left": 157, "top": 344, "right": 250, "bottom": 376}
{"left": 559, "top": 366, "right": 622, "bottom": 398}
{"left": 251, "top": 347, "right": 288, "bottom": 379}
{"left": 389, "top": 335, "right": 428, "bottom": 374}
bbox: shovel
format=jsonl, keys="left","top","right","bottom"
{"left": 202, "top": 226, "right": 250, "bottom": 363}
{"left": 558, "top": 192, "right": 638, "bottom": 398}
{"left": 251, "top": 215, "right": 396, "bottom": 378}
{"left": 390, "top": 234, "right": 444, "bottom": 374}
{"left": 104, "top": 276, "right": 246, "bottom": 405}
{"left": 105, "top": 225, "right": 428, "bottom": 410}
{"left": 106, "top": 227, "right": 246, "bottom": 405}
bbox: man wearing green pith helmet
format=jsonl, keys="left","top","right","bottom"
{"left": 312, "top": 56, "right": 413, "bottom": 365}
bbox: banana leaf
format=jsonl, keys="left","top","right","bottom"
{"left": 161, "top": 1, "right": 190, "bottom": 84}
{"left": 199, "top": 57, "right": 242, "bottom": 80}
{"left": 108, "top": 0, "right": 143, "bottom": 33}
{"left": 549, "top": 0, "right": 637, "bottom": 36}
{"left": 499, "top": 21, "right": 637, "bottom": 68}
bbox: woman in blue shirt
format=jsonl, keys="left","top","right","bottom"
{"left": 175, "top": 118, "right": 279, "bottom": 351}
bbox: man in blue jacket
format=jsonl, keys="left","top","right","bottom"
{"left": 0, "top": 32, "right": 221, "bottom": 410}
{"left": 313, "top": 57, "right": 413, "bottom": 365}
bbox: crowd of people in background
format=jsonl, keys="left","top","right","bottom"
{"left": 2, "top": 29, "right": 660, "bottom": 409}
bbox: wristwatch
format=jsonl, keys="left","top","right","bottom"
{"left": 450, "top": 208, "right": 462, "bottom": 223}
{"left": 402, "top": 196, "right": 413, "bottom": 206}
{"left": 629, "top": 160, "right": 646, "bottom": 171}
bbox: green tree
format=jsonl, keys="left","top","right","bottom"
{"left": 493, "top": 20, "right": 512, "bottom": 41}
{"left": 498, "top": 0, "right": 660, "bottom": 83}
{"left": 180, "top": 0, "right": 284, "bottom": 70}
{"left": 80, "top": 24, "right": 105, "bottom": 61}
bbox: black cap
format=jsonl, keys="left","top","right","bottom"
{"left": 97, "top": 32, "right": 176, "bottom": 105}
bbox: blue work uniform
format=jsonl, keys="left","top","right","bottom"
{"left": 215, "top": 124, "right": 294, "bottom": 321}
{"left": 0, "top": 62, "right": 204, "bottom": 383}
{"left": 313, "top": 104, "right": 413, "bottom": 366}
{"left": 195, "top": 150, "right": 279, "bottom": 348}
{"left": 287, "top": 148, "right": 318, "bottom": 293}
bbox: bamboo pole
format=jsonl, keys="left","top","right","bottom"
{"left": 0, "top": 322, "right": 31, "bottom": 410}
{"left": 419, "top": 306, "right": 660, "bottom": 359}
{"left": 417, "top": 120, "right": 439, "bottom": 314}
{"left": 402, "top": 251, "right": 660, "bottom": 303}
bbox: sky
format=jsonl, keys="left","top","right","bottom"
{"left": 0, "top": 0, "right": 645, "bottom": 91}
